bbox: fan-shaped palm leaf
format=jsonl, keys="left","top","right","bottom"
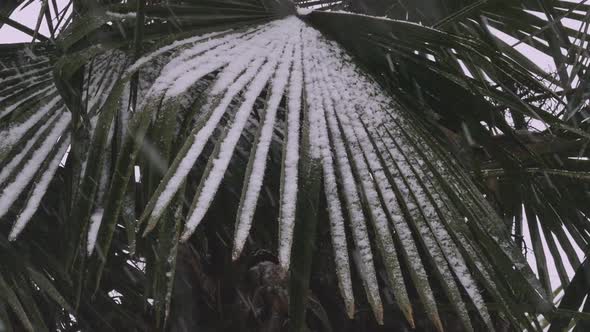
{"left": 1, "top": 0, "right": 589, "bottom": 330}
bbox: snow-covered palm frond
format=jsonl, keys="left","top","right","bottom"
{"left": 0, "top": 48, "right": 69, "bottom": 232}
{"left": 58, "top": 16, "right": 552, "bottom": 330}
{"left": 0, "top": 45, "right": 130, "bottom": 240}
{"left": 2, "top": 0, "right": 589, "bottom": 330}
{"left": 308, "top": 11, "right": 590, "bottom": 317}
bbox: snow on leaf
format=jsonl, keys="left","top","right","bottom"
{"left": 316, "top": 62, "right": 415, "bottom": 326}
{"left": 0, "top": 85, "right": 55, "bottom": 120}
{"left": 0, "top": 111, "right": 70, "bottom": 219}
{"left": 126, "top": 30, "right": 229, "bottom": 75}
{"left": 87, "top": 208, "right": 105, "bottom": 255}
{"left": 296, "top": 7, "right": 314, "bottom": 16}
{"left": 301, "top": 25, "right": 384, "bottom": 323}
{"left": 366, "top": 112, "right": 493, "bottom": 329}
{"left": 143, "top": 54, "right": 267, "bottom": 233}
{"left": 181, "top": 31, "right": 292, "bottom": 241}
{"left": 233, "top": 40, "right": 295, "bottom": 260}
{"left": 9, "top": 135, "right": 71, "bottom": 240}
{"left": 277, "top": 30, "right": 304, "bottom": 270}
{"left": 0, "top": 111, "right": 61, "bottom": 185}
{"left": 0, "top": 95, "right": 61, "bottom": 156}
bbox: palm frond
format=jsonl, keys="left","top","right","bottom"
{"left": 1, "top": 0, "right": 589, "bottom": 330}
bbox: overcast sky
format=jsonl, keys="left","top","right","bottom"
{"left": 0, "top": 0, "right": 70, "bottom": 43}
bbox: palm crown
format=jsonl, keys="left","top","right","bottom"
{"left": 0, "top": 0, "right": 589, "bottom": 331}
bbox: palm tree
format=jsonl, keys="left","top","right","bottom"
{"left": 0, "top": 0, "right": 589, "bottom": 330}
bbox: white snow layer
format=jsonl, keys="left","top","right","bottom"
{"left": 0, "top": 111, "right": 70, "bottom": 219}
{"left": 87, "top": 208, "right": 105, "bottom": 255}
{"left": 0, "top": 95, "right": 61, "bottom": 155}
{"left": 302, "top": 35, "right": 384, "bottom": 321}
{"left": 296, "top": 7, "right": 314, "bottom": 16}
{"left": 9, "top": 135, "right": 71, "bottom": 240}
{"left": 106, "top": 11, "right": 137, "bottom": 19}
{"left": 277, "top": 33, "right": 303, "bottom": 270}
{"left": 0, "top": 85, "right": 55, "bottom": 120}
{"left": 233, "top": 40, "right": 295, "bottom": 260}
{"left": 181, "top": 31, "right": 292, "bottom": 241}
{"left": 0, "top": 111, "right": 60, "bottom": 185}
